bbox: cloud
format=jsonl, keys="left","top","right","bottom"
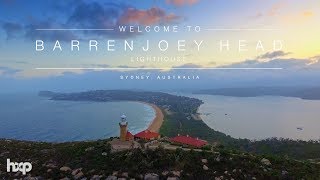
{"left": 24, "top": 20, "right": 77, "bottom": 42}
{"left": 303, "top": 11, "right": 314, "bottom": 17}
{"left": 1, "top": 1, "right": 181, "bottom": 41}
{"left": 68, "top": 2, "right": 126, "bottom": 29}
{"left": 166, "top": 0, "right": 199, "bottom": 6}
{"left": 281, "top": 11, "right": 315, "bottom": 24}
{"left": 0, "top": 59, "right": 31, "bottom": 65}
{"left": 252, "top": 2, "right": 286, "bottom": 18}
{"left": 307, "top": 55, "right": 320, "bottom": 67}
{"left": 1, "top": 20, "right": 77, "bottom": 42}
{"left": 253, "top": 2, "right": 314, "bottom": 25}
{"left": 66, "top": 2, "right": 144, "bottom": 38}
{"left": 116, "top": 65, "right": 147, "bottom": 69}
{"left": 267, "top": 1, "right": 286, "bottom": 16}
{"left": 310, "top": 55, "right": 320, "bottom": 61}
{"left": 221, "top": 57, "right": 319, "bottom": 70}
{"left": 256, "top": 51, "right": 291, "bottom": 60}
{"left": 3, "top": 57, "right": 320, "bottom": 92}
{"left": 0, "top": 66, "right": 21, "bottom": 76}
{"left": 173, "top": 63, "right": 203, "bottom": 68}
{"left": 2, "top": 22, "right": 23, "bottom": 40}
{"left": 119, "top": 7, "right": 180, "bottom": 26}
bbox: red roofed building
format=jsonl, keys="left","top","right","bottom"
{"left": 170, "top": 135, "right": 208, "bottom": 148}
{"left": 126, "top": 131, "right": 134, "bottom": 141}
{"left": 134, "top": 130, "right": 160, "bottom": 140}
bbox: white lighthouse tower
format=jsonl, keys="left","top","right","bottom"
{"left": 119, "top": 114, "right": 128, "bottom": 141}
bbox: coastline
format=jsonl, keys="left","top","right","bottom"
{"left": 140, "top": 102, "right": 164, "bottom": 133}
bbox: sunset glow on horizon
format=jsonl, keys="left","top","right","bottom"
{"left": 0, "top": 0, "right": 319, "bottom": 78}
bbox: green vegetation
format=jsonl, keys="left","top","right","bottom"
{"left": 1, "top": 139, "right": 319, "bottom": 179}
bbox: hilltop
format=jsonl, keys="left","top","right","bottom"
{"left": 1, "top": 138, "right": 320, "bottom": 179}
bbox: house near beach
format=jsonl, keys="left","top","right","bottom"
{"left": 170, "top": 134, "right": 208, "bottom": 148}
{"left": 118, "top": 114, "right": 207, "bottom": 149}
{"left": 134, "top": 130, "right": 161, "bottom": 140}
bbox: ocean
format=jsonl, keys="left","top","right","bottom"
{"left": 2, "top": 92, "right": 319, "bottom": 142}
{"left": 0, "top": 93, "right": 155, "bottom": 142}
{"left": 191, "top": 94, "right": 320, "bottom": 140}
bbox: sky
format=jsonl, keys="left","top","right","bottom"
{"left": 0, "top": 0, "right": 319, "bottom": 91}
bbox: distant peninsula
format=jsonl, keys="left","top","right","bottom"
{"left": 39, "top": 90, "right": 320, "bottom": 161}
{"left": 193, "top": 86, "right": 320, "bottom": 100}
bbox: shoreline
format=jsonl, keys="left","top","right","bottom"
{"left": 139, "top": 102, "right": 164, "bottom": 133}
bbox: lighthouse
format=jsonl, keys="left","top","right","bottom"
{"left": 119, "top": 114, "right": 128, "bottom": 141}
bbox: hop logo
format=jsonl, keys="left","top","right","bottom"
{"left": 6, "top": 159, "right": 32, "bottom": 175}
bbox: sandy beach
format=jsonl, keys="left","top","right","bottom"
{"left": 144, "top": 103, "right": 164, "bottom": 133}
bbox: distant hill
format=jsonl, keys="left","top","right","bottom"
{"left": 38, "top": 90, "right": 58, "bottom": 97}
{"left": 193, "top": 86, "right": 320, "bottom": 100}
